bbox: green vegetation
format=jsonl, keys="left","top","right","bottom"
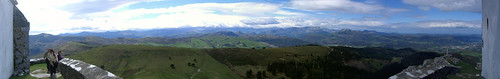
{"left": 205, "top": 46, "right": 442, "bottom": 79}
{"left": 447, "top": 53, "right": 483, "bottom": 79}
{"left": 31, "top": 42, "right": 99, "bottom": 58}
{"left": 60, "top": 43, "right": 475, "bottom": 79}
{"left": 296, "top": 29, "right": 481, "bottom": 53}
{"left": 167, "top": 36, "right": 267, "bottom": 48}
{"left": 460, "top": 51, "right": 482, "bottom": 58}
{"left": 68, "top": 45, "right": 240, "bottom": 79}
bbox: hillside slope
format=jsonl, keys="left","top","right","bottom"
{"left": 68, "top": 45, "right": 241, "bottom": 79}
{"left": 206, "top": 46, "right": 442, "bottom": 79}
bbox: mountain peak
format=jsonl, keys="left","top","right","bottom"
{"left": 206, "top": 31, "right": 239, "bottom": 37}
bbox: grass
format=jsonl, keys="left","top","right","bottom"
{"left": 359, "top": 58, "right": 389, "bottom": 70}
{"left": 167, "top": 36, "right": 267, "bottom": 48}
{"left": 10, "top": 64, "right": 63, "bottom": 79}
{"left": 138, "top": 42, "right": 167, "bottom": 46}
{"left": 460, "top": 51, "right": 481, "bottom": 58}
{"left": 447, "top": 61, "right": 483, "bottom": 79}
{"left": 68, "top": 45, "right": 240, "bottom": 79}
{"left": 205, "top": 46, "right": 332, "bottom": 77}
{"left": 69, "top": 45, "right": 331, "bottom": 78}
{"left": 206, "top": 46, "right": 331, "bottom": 66}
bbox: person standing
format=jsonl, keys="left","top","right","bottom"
{"left": 44, "top": 49, "right": 52, "bottom": 73}
{"left": 57, "top": 50, "right": 63, "bottom": 61}
{"left": 46, "top": 49, "right": 58, "bottom": 77}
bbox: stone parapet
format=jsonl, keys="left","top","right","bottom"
{"left": 389, "top": 56, "right": 460, "bottom": 79}
{"left": 30, "top": 58, "right": 122, "bottom": 79}
{"left": 58, "top": 58, "right": 122, "bottom": 79}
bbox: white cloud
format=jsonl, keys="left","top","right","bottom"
{"left": 274, "top": 10, "right": 306, "bottom": 16}
{"left": 290, "top": 0, "right": 406, "bottom": 14}
{"left": 389, "top": 20, "right": 481, "bottom": 28}
{"left": 16, "top": 0, "right": 476, "bottom": 35}
{"left": 62, "top": 0, "right": 163, "bottom": 15}
{"left": 241, "top": 17, "right": 385, "bottom": 29}
{"left": 241, "top": 18, "right": 280, "bottom": 25}
{"left": 18, "top": 1, "right": 307, "bottom": 35}
{"left": 402, "top": 0, "right": 481, "bottom": 13}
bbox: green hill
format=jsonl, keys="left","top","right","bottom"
{"left": 163, "top": 36, "right": 268, "bottom": 48}
{"left": 30, "top": 33, "right": 288, "bottom": 57}
{"left": 205, "top": 46, "right": 444, "bottom": 79}
{"left": 65, "top": 44, "right": 476, "bottom": 79}
{"left": 68, "top": 45, "right": 240, "bottom": 79}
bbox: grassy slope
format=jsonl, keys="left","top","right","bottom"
{"left": 32, "top": 42, "right": 99, "bottom": 58}
{"left": 447, "top": 53, "right": 483, "bottom": 79}
{"left": 167, "top": 36, "right": 267, "bottom": 48}
{"left": 206, "top": 46, "right": 331, "bottom": 65}
{"left": 68, "top": 45, "right": 240, "bottom": 79}
{"left": 205, "top": 46, "right": 331, "bottom": 77}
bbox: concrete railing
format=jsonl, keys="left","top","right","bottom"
{"left": 30, "top": 58, "right": 122, "bottom": 79}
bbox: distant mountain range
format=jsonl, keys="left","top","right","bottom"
{"left": 31, "top": 27, "right": 481, "bottom": 57}
{"left": 59, "top": 27, "right": 336, "bottom": 38}
{"left": 30, "top": 31, "right": 311, "bottom": 57}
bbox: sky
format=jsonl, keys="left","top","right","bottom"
{"left": 16, "top": 0, "right": 482, "bottom": 35}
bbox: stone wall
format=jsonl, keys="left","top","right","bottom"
{"left": 58, "top": 58, "right": 122, "bottom": 79}
{"left": 30, "top": 58, "right": 122, "bottom": 79}
{"left": 29, "top": 58, "right": 45, "bottom": 65}
{"left": 423, "top": 66, "right": 460, "bottom": 79}
{"left": 389, "top": 55, "right": 460, "bottom": 79}
{"left": 12, "top": 4, "right": 30, "bottom": 76}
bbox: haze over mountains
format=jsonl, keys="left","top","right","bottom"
{"left": 30, "top": 27, "right": 481, "bottom": 57}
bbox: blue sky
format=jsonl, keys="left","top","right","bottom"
{"left": 17, "top": 0, "right": 481, "bottom": 35}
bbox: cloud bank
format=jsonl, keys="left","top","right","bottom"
{"left": 16, "top": 0, "right": 481, "bottom": 35}
{"left": 403, "top": 0, "right": 481, "bottom": 13}
{"left": 290, "top": 0, "right": 407, "bottom": 15}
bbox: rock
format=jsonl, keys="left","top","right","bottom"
{"left": 389, "top": 55, "right": 460, "bottom": 79}
{"left": 58, "top": 58, "right": 122, "bottom": 79}
{"left": 29, "top": 58, "right": 45, "bottom": 65}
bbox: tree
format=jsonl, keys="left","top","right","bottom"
{"left": 170, "top": 64, "right": 175, "bottom": 69}
{"left": 246, "top": 69, "right": 254, "bottom": 78}
{"left": 169, "top": 56, "right": 172, "bottom": 60}
{"left": 194, "top": 59, "right": 197, "bottom": 63}
{"left": 188, "top": 63, "right": 192, "bottom": 66}
{"left": 192, "top": 63, "right": 196, "bottom": 67}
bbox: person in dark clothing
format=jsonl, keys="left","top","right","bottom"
{"left": 44, "top": 49, "right": 52, "bottom": 73}
{"left": 57, "top": 50, "right": 63, "bottom": 61}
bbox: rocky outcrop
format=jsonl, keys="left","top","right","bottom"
{"left": 12, "top": 1, "right": 30, "bottom": 76}
{"left": 58, "top": 58, "right": 122, "bottom": 79}
{"left": 389, "top": 55, "right": 460, "bottom": 79}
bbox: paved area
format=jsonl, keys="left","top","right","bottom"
{"left": 30, "top": 69, "right": 61, "bottom": 78}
